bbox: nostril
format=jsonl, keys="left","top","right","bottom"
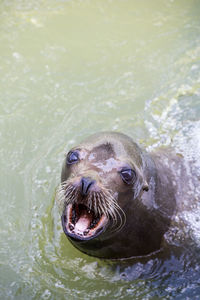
{"left": 81, "top": 177, "right": 95, "bottom": 196}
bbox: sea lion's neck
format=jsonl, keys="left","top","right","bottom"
{"left": 150, "top": 150, "right": 177, "bottom": 218}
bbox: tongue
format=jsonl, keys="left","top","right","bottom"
{"left": 74, "top": 210, "right": 92, "bottom": 233}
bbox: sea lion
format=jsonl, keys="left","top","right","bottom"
{"left": 56, "top": 132, "right": 191, "bottom": 259}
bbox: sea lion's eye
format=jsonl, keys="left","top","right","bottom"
{"left": 120, "top": 169, "right": 136, "bottom": 184}
{"left": 67, "top": 151, "right": 79, "bottom": 165}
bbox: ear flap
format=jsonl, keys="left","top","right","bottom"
{"left": 143, "top": 181, "right": 149, "bottom": 192}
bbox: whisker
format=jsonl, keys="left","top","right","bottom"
{"left": 56, "top": 180, "right": 126, "bottom": 234}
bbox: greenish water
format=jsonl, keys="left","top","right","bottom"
{"left": 0, "top": 0, "right": 200, "bottom": 299}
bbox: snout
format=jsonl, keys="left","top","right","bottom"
{"left": 81, "top": 177, "right": 95, "bottom": 196}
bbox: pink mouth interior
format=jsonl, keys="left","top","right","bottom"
{"left": 74, "top": 208, "right": 92, "bottom": 232}
{"left": 65, "top": 203, "right": 107, "bottom": 238}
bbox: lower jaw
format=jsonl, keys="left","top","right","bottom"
{"left": 64, "top": 227, "right": 105, "bottom": 241}
{"left": 66, "top": 233, "right": 125, "bottom": 259}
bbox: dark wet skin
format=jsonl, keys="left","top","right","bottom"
{"left": 58, "top": 132, "right": 188, "bottom": 259}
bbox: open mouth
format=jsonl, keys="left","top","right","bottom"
{"left": 61, "top": 203, "right": 108, "bottom": 240}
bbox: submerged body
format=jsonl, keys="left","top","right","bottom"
{"left": 56, "top": 132, "right": 196, "bottom": 259}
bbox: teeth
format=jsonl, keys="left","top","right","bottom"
{"left": 83, "top": 229, "right": 89, "bottom": 236}
{"left": 69, "top": 223, "right": 74, "bottom": 231}
{"left": 72, "top": 207, "right": 76, "bottom": 223}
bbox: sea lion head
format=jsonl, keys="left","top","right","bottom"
{"left": 56, "top": 132, "right": 149, "bottom": 245}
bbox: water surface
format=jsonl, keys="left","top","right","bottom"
{"left": 0, "top": 0, "right": 200, "bottom": 299}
